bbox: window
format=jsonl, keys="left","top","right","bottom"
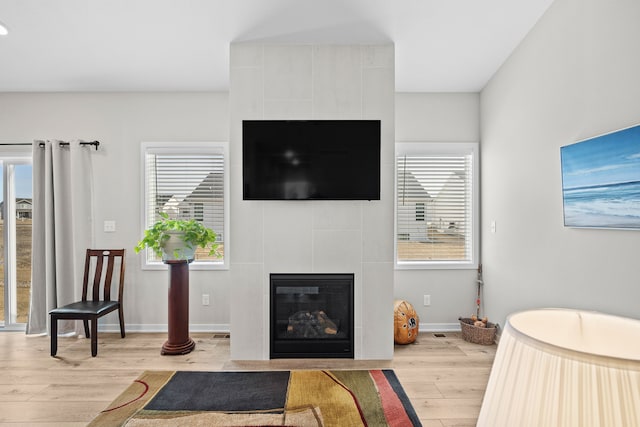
{"left": 0, "top": 147, "right": 32, "bottom": 328}
{"left": 395, "top": 142, "right": 478, "bottom": 269}
{"left": 415, "top": 202, "right": 425, "bottom": 221}
{"left": 141, "top": 142, "right": 228, "bottom": 269}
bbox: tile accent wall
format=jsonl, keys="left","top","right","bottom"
{"left": 229, "top": 44, "right": 395, "bottom": 360}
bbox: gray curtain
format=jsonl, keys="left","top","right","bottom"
{"left": 26, "top": 140, "right": 94, "bottom": 335}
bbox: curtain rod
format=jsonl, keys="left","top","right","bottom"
{"left": 0, "top": 141, "right": 100, "bottom": 150}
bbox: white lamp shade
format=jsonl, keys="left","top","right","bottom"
{"left": 478, "top": 308, "right": 640, "bottom": 427}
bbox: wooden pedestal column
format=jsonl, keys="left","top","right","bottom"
{"left": 161, "top": 260, "right": 195, "bottom": 355}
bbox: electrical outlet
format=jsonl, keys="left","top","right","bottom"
{"left": 103, "top": 220, "right": 116, "bottom": 232}
{"left": 202, "top": 294, "right": 210, "bottom": 306}
{"left": 424, "top": 295, "right": 431, "bottom": 306}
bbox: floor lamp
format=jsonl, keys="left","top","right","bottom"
{"left": 477, "top": 308, "right": 640, "bottom": 426}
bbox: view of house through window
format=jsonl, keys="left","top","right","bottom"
{"left": 142, "top": 143, "right": 226, "bottom": 267}
{"left": 396, "top": 142, "right": 478, "bottom": 267}
{"left": 0, "top": 161, "right": 32, "bottom": 325}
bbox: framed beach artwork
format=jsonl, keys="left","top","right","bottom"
{"left": 561, "top": 124, "right": 640, "bottom": 229}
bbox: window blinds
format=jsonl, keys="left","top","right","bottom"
{"left": 145, "top": 150, "right": 225, "bottom": 262}
{"left": 396, "top": 152, "right": 473, "bottom": 263}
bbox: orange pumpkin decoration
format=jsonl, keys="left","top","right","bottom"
{"left": 394, "top": 299, "right": 419, "bottom": 344}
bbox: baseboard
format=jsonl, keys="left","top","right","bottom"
{"left": 419, "top": 323, "right": 461, "bottom": 332}
{"left": 99, "top": 323, "right": 458, "bottom": 334}
{"left": 98, "top": 323, "right": 231, "bottom": 334}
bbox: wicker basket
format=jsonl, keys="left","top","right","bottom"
{"left": 459, "top": 317, "right": 497, "bottom": 345}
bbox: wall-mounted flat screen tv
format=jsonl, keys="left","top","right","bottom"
{"left": 243, "top": 120, "right": 381, "bottom": 200}
{"left": 561, "top": 123, "right": 640, "bottom": 229}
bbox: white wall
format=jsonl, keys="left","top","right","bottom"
{"left": 481, "top": 0, "right": 640, "bottom": 328}
{"left": 229, "top": 44, "right": 395, "bottom": 360}
{"left": 0, "top": 90, "right": 480, "bottom": 340}
{"left": 0, "top": 92, "right": 232, "bottom": 331}
{"left": 395, "top": 93, "right": 481, "bottom": 330}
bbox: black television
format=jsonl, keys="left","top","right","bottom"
{"left": 242, "top": 120, "right": 381, "bottom": 200}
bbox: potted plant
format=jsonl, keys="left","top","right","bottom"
{"left": 134, "top": 212, "right": 218, "bottom": 261}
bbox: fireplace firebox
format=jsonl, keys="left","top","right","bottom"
{"left": 270, "top": 273, "right": 354, "bottom": 358}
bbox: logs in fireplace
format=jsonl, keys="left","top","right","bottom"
{"left": 270, "top": 273, "right": 354, "bottom": 358}
{"left": 287, "top": 310, "right": 339, "bottom": 337}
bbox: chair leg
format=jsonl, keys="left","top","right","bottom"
{"left": 118, "top": 306, "right": 126, "bottom": 338}
{"left": 83, "top": 319, "right": 90, "bottom": 338}
{"left": 50, "top": 315, "right": 58, "bottom": 357}
{"left": 91, "top": 318, "right": 98, "bottom": 357}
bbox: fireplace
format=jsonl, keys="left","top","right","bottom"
{"left": 270, "top": 273, "right": 354, "bottom": 359}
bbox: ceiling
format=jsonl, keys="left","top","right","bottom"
{"left": 0, "top": 0, "right": 554, "bottom": 93}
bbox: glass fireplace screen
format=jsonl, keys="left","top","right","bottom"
{"left": 270, "top": 273, "right": 354, "bottom": 358}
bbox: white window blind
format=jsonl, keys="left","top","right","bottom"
{"left": 143, "top": 144, "right": 226, "bottom": 266}
{"left": 396, "top": 143, "right": 478, "bottom": 267}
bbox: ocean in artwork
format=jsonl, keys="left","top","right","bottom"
{"left": 561, "top": 124, "right": 640, "bottom": 229}
{"left": 563, "top": 180, "right": 640, "bottom": 228}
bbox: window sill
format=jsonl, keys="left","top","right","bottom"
{"left": 141, "top": 261, "right": 229, "bottom": 271}
{"left": 395, "top": 261, "right": 478, "bottom": 270}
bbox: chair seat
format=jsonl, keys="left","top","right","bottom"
{"left": 50, "top": 300, "right": 119, "bottom": 316}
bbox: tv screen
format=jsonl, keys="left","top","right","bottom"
{"left": 243, "top": 120, "right": 381, "bottom": 200}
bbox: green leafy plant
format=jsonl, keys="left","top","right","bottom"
{"left": 134, "top": 212, "right": 218, "bottom": 260}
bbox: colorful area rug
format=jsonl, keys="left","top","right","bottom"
{"left": 89, "top": 370, "right": 421, "bottom": 426}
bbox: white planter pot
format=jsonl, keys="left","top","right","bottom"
{"left": 161, "top": 231, "right": 196, "bottom": 261}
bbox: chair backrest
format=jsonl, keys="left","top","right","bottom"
{"left": 81, "top": 249, "right": 126, "bottom": 303}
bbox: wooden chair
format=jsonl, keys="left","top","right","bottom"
{"left": 49, "top": 249, "right": 126, "bottom": 357}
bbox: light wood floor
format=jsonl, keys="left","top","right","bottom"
{"left": 0, "top": 331, "right": 496, "bottom": 426}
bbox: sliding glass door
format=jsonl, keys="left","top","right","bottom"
{"left": 0, "top": 149, "right": 32, "bottom": 328}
